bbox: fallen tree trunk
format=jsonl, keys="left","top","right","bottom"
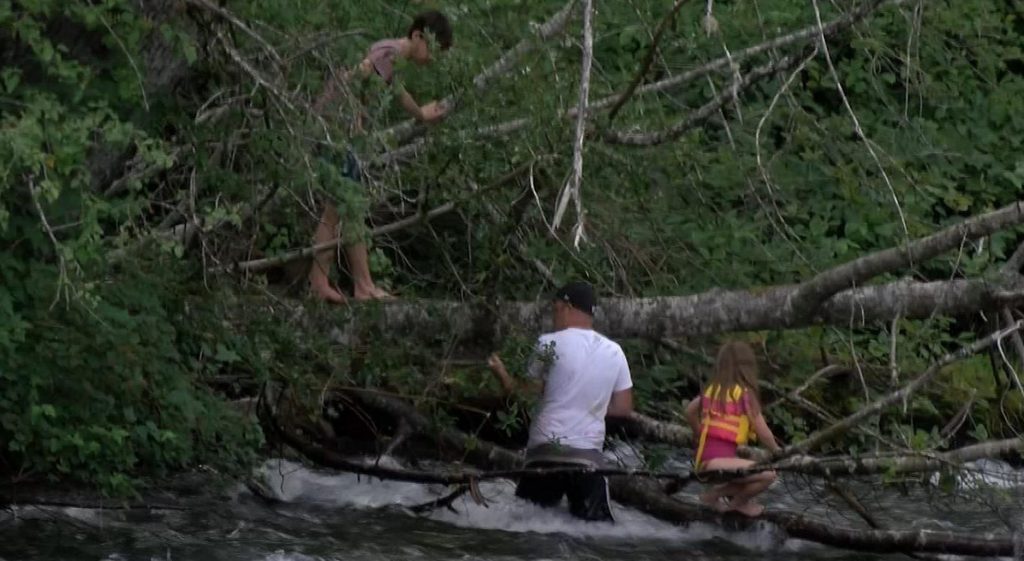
{"left": 264, "top": 387, "right": 1021, "bottom": 557}
{"left": 336, "top": 200, "right": 1024, "bottom": 341}
{"left": 326, "top": 274, "right": 1024, "bottom": 343}
{"left": 611, "top": 478, "right": 1017, "bottom": 557}
{"left": 615, "top": 412, "right": 693, "bottom": 446}
{"left": 269, "top": 387, "right": 1024, "bottom": 484}
{"left": 764, "top": 437, "right": 1024, "bottom": 478}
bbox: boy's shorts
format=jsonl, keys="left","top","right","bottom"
{"left": 316, "top": 149, "right": 371, "bottom": 246}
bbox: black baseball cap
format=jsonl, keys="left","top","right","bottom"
{"left": 552, "top": 281, "right": 595, "bottom": 316}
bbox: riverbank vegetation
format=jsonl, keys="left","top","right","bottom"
{"left": 3, "top": 0, "right": 1024, "bottom": 554}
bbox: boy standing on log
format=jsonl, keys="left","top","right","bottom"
{"left": 308, "top": 11, "right": 452, "bottom": 303}
{"left": 488, "top": 281, "right": 635, "bottom": 522}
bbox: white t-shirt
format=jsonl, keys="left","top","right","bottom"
{"left": 526, "top": 327, "right": 633, "bottom": 450}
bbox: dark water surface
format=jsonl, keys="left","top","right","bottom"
{"left": 2, "top": 458, "right": 1022, "bottom": 561}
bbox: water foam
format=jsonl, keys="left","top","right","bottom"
{"left": 256, "top": 459, "right": 792, "bottom": 551}
{"left": 927, "top": 458, "right": 1024, "bottom": 490}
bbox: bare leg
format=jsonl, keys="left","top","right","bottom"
{"left": 308, "top": 204, "right": 347, "bottom": 304}
{"left": 345, "top": 242, "right": 394, "bottom": 301}
{"left": 700, "top": 483, "right": 736, "bottom": 512}
{"left": 701, "top": 457, "right": 775, "bottom": 517}
{"left": 726, "top": 471, "right": 776, "bottom": 517}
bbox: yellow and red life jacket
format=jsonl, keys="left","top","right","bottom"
{"left": 694, "top": 383, "right": 753, "bottom": 469}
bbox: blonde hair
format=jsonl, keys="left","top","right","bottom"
{"left": 708, "top": 341, "right": 760, "bottom": 408}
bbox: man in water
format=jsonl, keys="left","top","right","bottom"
{"left": 308, "top": 11, "right": 452, "bottom": 303}
{"left": 488, "top": 281, "right": 634, "bottom": 522}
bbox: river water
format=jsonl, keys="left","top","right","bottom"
{"left": 2, "top": 457, "right": 1023, "bottom": 561}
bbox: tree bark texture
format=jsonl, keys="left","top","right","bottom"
{"left": 328, "top": 274, "right": 1024, "bottom": 345}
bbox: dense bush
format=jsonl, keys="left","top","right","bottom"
{"left": 1, "top": 0, "right": 1023, "bottom": 489}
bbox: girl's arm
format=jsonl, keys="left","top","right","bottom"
{"left": 684, "top": 397, "right": 701, "bottom": 436}
{"left": 747, "top": 395, "right": 781, "bottom": 452}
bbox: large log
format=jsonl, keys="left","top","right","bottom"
{"left": 331, "top": 201, "right": 1024, "bottom": 341}
{"left": 611, "top": 478, "right": 1016, "bottom": 557}
{"left": 330, "top": 275, "right": 1024, "bottom": 343}
{"left": 276, "top": 389, "right": 1020, "bottom": 558}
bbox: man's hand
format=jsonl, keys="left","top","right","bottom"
{"left": 487, "top": 353, "right": 505, "bottom": 373}
{"left": 487, "top": 352, "right": 515, "bottom": 394}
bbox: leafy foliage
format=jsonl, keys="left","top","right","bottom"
{"left": 2, "top": 0, "right": 1024, "bottom": 489}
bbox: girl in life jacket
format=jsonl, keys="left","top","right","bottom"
{"left": 684, "top": 341, "right": 781, "bottom": 517}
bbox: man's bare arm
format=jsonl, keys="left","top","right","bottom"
{"left": 487, "top": 353, "right": 541, "bottom": 396}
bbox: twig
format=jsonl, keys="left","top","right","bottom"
{"left": 1004, "top": 240, "right": 1024, "bottom": 273}
{"left": 825, "top": 477, "right": 882, "bottom": 529}
{"left": 594, "top": 0, "right": 908, "bottom": 113}
{"left": 551, "top": 0, "right": 594, "bottom": 247}
{"left": 602, "top": 50, "right": 807, "bottom": 145}
{"left": 407, "top": 485, "right": 469, "bottom": 514}
{"left": 791, "top": 364, "right": 852, "bottom": 398}
{"left": 185, "top": 0, "right": 284, "bottom": 67}
{"left": 939, "top": 389, "right": 976, "bottom": 440}
{"left": 215, "top": 30, "right": 296, "bottom": 113}
{"left": 28, "top": 176, "right": 71, "bottom": 309}
{"left": 890, "top": 314, "right": 901, "bottom": 384}
{"left": 754, "top": 47, "right": 818, "bottom": 244}
{"left": 786, "top": 200, "right": 1024, "bottom": 320}
{"left": 97, "top": 11, "right": 149, "bottom": 111}
{"left": 383, "top": 0, "right": 578, "bottom": 142}
{"left": 223, "top": 160, "right": 533, "bottom": 273}
{"left": 811, "top": 0, "right": 909, "bottom": 250}
{"left": 606, "top": 0, "right": 693, "bottom": 123}
{"left": 1000, "top": 309, "right": 1024, "bottom": 380}
{"left": 775, "top": 320, "right": 1024, "bottom": 458}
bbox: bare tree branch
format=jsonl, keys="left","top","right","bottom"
{"left": 222, "top": 161, "right": 533, "bottom": 273}
{"left": 787, "top": 201, "right": 1024, "bottom": 320}
{"left": 382, "top": 0, "right": 578, "bottom": 142}
{"left": 775, "top": 320, "right": 1024, "bottom": 458}
{"left": 601, "top": 50, "right": 807, "bottom": 146}
{"left": 379, "top": 0, "right": 909, "bottom": 161}
{"left": 313, "top": 275, "right": 1024, "bottom": 348}
{"left": 551, "top": 0, "right": 594, "bottom": 244}
{"left": 605, "top": 0, "right": 694, "bottom": 123}
{"left": 226, "top": 201, "right": 457, "bottom": 274}
{"left": 185, "top": 0, "right": 283, "bottom": 67}
{"left": 603, "top": 0, "right": 909, "bottom": 108}
{"left": 613, "top": 478, "right": 1016, "bottom": 557}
